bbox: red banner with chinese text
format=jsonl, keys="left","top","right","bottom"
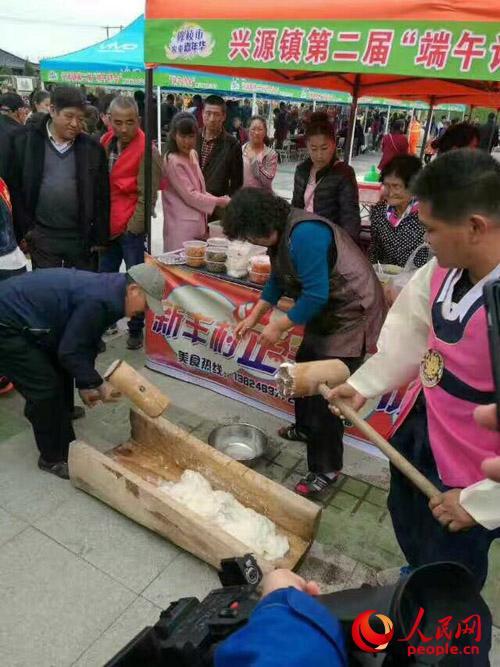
{"left": 145, "top": 264, "right": 407, "bottom": 450}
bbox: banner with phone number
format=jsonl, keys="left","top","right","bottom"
{"left": 145, "top": 263, "right": 407, "bottom": 450}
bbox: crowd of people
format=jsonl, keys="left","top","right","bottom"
{"left": 0, "top": 82, "right": 499, "bottom": 665}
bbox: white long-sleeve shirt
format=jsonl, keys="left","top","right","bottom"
{"left": 348, "top": 259, "right": 500, "bottom": 530}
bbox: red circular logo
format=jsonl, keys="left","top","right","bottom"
{"left": 352, "top": 610, "right": 394, "bottom": 652}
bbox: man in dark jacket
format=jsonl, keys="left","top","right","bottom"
{"left": 274, "top": 101, "right": 289, "bottom": 149}
{"left": 0, "top": 263, "right": 165, "bottom": 479}
{"left": 196, "top": 95, "right": 243, "bottom": 218}
{"left": 0, "top": 92, "right": 29, "bottom": 179}
{"left": 6, "top": 86, "right": 109, "bottom": 269}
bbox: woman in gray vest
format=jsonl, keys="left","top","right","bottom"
{"left": 224, "top": 188, "right": 386, "bottom": 497}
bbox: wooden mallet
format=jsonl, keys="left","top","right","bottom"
{"left": 277, "top": 360, "right": 439, "bottom": 499}
{"left": 104, "top": 360, "right": 170, "bottom": 418}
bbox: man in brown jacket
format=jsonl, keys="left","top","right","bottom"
{"left": 99, "top": 96, "right": 162, "bottom": 349}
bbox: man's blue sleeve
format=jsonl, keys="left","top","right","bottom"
{"left": 287, "top": 222, "right": 332, "bottom": 325}
{"left": 214, "top": 588, "right": 347, "bottom": 667}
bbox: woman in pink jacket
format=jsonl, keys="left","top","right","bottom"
{"left": 162, "top": 112, "right": 230, "bottom": 251}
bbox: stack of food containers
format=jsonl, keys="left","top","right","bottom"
{"left": 249, "top": 255, "right": 271, "bottom": 285}
{"left": 205, "top": 238, "right": 228, "bottom": 273}
{"left": 183, "top": 240, "right": 207, "bottom": 267}
{"left": 226, "top": 241, "right": 253, "bottom": 278}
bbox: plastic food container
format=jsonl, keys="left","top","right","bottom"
{"left": 207, "top": 237, "right": 227, "bottom": 247}
{"left": 250, "top": 255, "right": 271, "bottom": 274}
{"left": 249, "top": 270, "right": 270, "bottom": 285}
{"left": 206, "top": 260, "right": 227, "bottom": 274}
{"left": 206, "top": 238, "right": 228, "bottom": 262}
{"left": 226, "top": 266, "right": 248, "bottom": 279}
{"left": 183, "top": 240, "right": 207, "bottom": 267}
{"left": 372, "top": 263, "right": 402, "bottom": 284}
{"left": 208, "top": 221, "right": 225, "bottom": 238}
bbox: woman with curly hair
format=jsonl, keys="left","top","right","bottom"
{"left": 223, "top": 188, "right": 385, "bottom": 497}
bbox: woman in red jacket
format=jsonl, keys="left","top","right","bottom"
{"left": 378, "top": 119, "right": 409, "bottom": 172}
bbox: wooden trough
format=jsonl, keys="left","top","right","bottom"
{"left": 69, "top": 409, "right": 322, "bottom": 573}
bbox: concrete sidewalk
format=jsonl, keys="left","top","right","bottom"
{"left": 0, "top": 330, "right": 498, "bottom": 666}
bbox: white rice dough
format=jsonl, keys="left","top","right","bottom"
{"left": 159, "top": 470, "right": 289, "bottom": 560}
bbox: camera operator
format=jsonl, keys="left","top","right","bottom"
{"left": 215, "top": 569, "right": 347, "bottom": 667}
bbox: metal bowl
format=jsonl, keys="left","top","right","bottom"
{"left": 208, "top": 423, "right": 267, "bottom": 466}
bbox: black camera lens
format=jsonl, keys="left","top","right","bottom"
{"left": 244, "top": 565, "right": 260, "bottom": 585}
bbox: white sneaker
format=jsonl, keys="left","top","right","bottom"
{"left": 105, "top": 323, "right": 118, "bottom": 336}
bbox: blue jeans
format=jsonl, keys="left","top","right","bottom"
{"left": 99, "top": 232, "right": 145, "bottom": 335}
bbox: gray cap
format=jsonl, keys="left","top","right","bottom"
{"left": 127, "top": 263, "right": 165, "bottom": 315}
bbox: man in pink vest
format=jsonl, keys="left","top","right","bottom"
{"left": 330, "top": 149, "right": 500, "bottom": 589}
{"left": 99, "top": 96, "right": 161, "bottom": 349}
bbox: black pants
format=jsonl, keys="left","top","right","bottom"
{"left": 28, "top": 226, "right": 97, "bottom": 271}
{"left": 388, "top": 398, "right": 500, "bottom": 590}
{"left": 0, "top": 329, "right": 75, "bottom": 463}
{"left": 294, "top": 341, "right": 363, "bottom": 474}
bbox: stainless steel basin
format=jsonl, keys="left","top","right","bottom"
{"left": 208, "top": 423, "right": 267, "bottom": 466}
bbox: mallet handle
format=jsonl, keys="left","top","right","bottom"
{"left": 318, "top": 384, "right": 440, "bottom": 499}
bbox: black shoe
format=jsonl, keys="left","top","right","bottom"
{"left": 38, "top": 457, "right": 69, "bottom": 480}
{"left": 71, "top": 406, "right": 85, "bottom": 420}
{"left": 127, "top": 332, "right": 144, "bottom": 350}
{"left": 97, "top": 339, "right": 106, "bottom": 354}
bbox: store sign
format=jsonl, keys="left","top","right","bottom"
{"left": 146, "top": 19, "right": 499, "bottom": 80}
{"left": 14, "top": 76, "right": 34, "bottom": 92}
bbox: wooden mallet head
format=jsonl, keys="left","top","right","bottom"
{"left": 104, "top": 360, "right": 170, "bottom": 418}
{"left": 276, "top": 359, "right": 351, "bottom": 398}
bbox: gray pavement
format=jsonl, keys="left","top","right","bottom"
{"left": 1, "top": 330, "right": 498, "bottom": 665}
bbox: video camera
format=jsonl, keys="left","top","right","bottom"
{"left": 106, "top": 555, "right": 492, "bottom": 667}
{"left": 105, "top": 555, "right": 263, "bottom": 667}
